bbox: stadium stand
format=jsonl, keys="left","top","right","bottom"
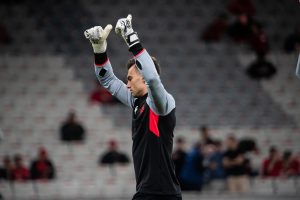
{"left": 0, "top": 0, "right": 299, "bottom": 199}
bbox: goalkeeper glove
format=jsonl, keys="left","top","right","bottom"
{"left": 115, "top": 14, "right": 140, "bottom": 48}
{"left": 84, "top": 25, "right": 113, "bottom": 53}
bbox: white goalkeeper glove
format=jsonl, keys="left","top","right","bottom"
{"left": 84, "top": 25, "right": 113, "bottom": 53}
{"left": 115, "top": 14, "right": 140, "bottom": 48}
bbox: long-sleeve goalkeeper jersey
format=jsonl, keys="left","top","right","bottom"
{"left": 93, "top": 43, "right": 181, "bottom": 195}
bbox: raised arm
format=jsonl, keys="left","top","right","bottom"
{"left": 84, "top": 25, "right": 134, "bottom": 108}
{"left": 115, "top": 15, "right": 175, "bottom": 115}
{"left": 131, "top": 45, "right": 175, "bottom": 115}
{"left": 94, "top": 53, "right": 134, "bottom": 108}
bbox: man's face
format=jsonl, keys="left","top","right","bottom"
{"left": 176, "top": 141, "right": 185, "bottom": 150}
{"left": 15, "top": 158, "right": 22, "bottom": 167}
{"left": 201, "top": 130, "right": 209, "bottom": 139}
{"left": 215, "top": 143, "right": 222, "bottom": 152}
{"left": 239, "top": 14, "right": 248, "bottom": 25}
{"left": 226, "top": 138, "right": 237, "bottom": 149}
{"left": 127, "top": 65, "right": 147, "bottom": 97}
{"left": 4, "top": 158, "right": 11, "bottom": 167}
{"left": 270, "top": 151, "right": 280, "bottom": 161}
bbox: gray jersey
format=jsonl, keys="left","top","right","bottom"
{"left": 93, "top": 47, "right": 181, "bottom": 195}
{"left": 94, "top": 49, "right": 175, "bottom": 116}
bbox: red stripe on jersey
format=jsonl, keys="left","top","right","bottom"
{"left": 149, "top": 109, "right": 160, "bottom": 137}
{"left": 95, "top": 58, "right": 109, "bottom": 67}
{"left": 133, "top": 49, "right": 145, "bottom": 59}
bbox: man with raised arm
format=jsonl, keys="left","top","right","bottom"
{"left": 84, "top": 15, "right": 182, "bottom": 200}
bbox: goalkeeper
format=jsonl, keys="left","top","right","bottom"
{"left": 84, "top": 15, "right": 182, "bottom": 200}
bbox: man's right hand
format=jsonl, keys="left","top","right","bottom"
{"left": 115, "top": 14, "right": 140, "bottom": 48}
{"left": 84, "top": 25, "right": 113, "bottom": 53}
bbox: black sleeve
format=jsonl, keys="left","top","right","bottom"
{"left": 129, "top": 43, "right": 143, "bottom": 56}
{"left": 78, "top": 125, "right": 85, "bottom": 140}
{"left": 30, "top": 161, "right": 37, "bottom": 180}
{"left": 48, "top": 161, "right": 56, "bottom": 179}
{"left": 195, "top": 154, "right": 204, "bottom": 172}
{"left": 100, "top": 152, "right": 112, "bottom": 164}
{"left": 223, "top": 151, "right": 229, "bottom": 159}
{"left": 94, "top": 52, "right": 108, "bottom": 65}
{"left": 119, "top": 153, "right": 130, "bottom": 163}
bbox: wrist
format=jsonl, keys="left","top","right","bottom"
{"left": 129, "top": 43, "right": 143, "bottom": 56}
{"left": 94, "top": 52, "right": 108, "bottom": 66}
{"left": 125, "top": 32, "right": 140, "bottom": 48}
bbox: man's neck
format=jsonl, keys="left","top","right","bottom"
{"left": 137, "top": 92, "right": 148, "bottom": 99}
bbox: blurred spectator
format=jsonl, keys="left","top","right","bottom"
{"left": 12, "top": 154, "right": 29, "bottom": 181}
{"left": 238, "top": 138, "right": 257, "bottom": 154}
{"left": 0, "top": 24, "right": 12, "bottom": 45}
{"left": 227, "top": 0, "right": 255, "bottom": 16}
{"left": 297, "top": 55, "right": 300, "bottom": 79}
{"left": 284, "top": 26, "right": 300, "bottom": 54}
{"left": 0, "top": 156, "right": 14, "bottom": 180}
{"left": 262, "top": 146, "right": 282, "bottom": 177}
{"left": 89, "top": 80, "right": 117, "bottom": 104}
{"left": 199, "top": 125, "right": 215, "bottom": 146}
{"left": 246, "top": 55, "right": 277, "bottom": 80}
{"left": 180, "top": 144, "right": 204, "bottom": 191}
{"left": 0, "top": 128, "right": 3, "bottom": 142}
{"left": 201, "top": 13, "right": 229, "bottom": 43}
{"left": 297, "top": 152, "right": 300, "bottom": 175}
{"left": 242, "top": 139, "right": 260, "bottom": 177}
{"left": 228, "top": 13, "right": 253, "bottom": 43}
{"left": 99, "top": 139, "right": 130, "bottom": 165}
{"left": 249, "top": 22, "right": 269, "bottom": 56}
{"left": 281, "top": 150, "right": 300, "bottom": 177}
{"left": 60, "top": 111, "right": 85, "bottom": 142}
{"left": 244, "top": 158, "right": 258, "bottom": 177}
{"left": 223, "top": 135, "right": 249, "bottom": 193}
{"left": 30, "top": 147, "right": 56, "bottom": 180}
{"left": 208, "top": 140, "right": 226, "bottom": 180}
{"left": 172, "top": 137, "right": 187, "bottom": 187}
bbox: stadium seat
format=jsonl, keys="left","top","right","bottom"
{"left": 250, "top": 178, "right": 275, "bottom": 194}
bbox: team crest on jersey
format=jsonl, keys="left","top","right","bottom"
{"left": 134, "top": 105, "right": 145, "bottom": 115}
{"left": 139, "top": 105, "right": 145, "bottom": 114}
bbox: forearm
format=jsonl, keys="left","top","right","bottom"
{"left": 115, "top": 14, "right": 175, "bottom": 114}
{"left": 224, "top": 159, "right": 235, "bottom": 167}
{"left": 94, "top": 53, "right": 134, "bottom": 108}
{"left": 130, "top": 44, "right": 175, "bottom": 115}
{"left": 224, "top": 157, "right": 242, "bottom": 167}
{"left": 129, "top": 43, "right": 159, "bottom": 82}
{"left": 85, "top": 25, "right": 131, "bottom": 104}
{"left": 116, "top": 15, "right": 159, "bottom": 83}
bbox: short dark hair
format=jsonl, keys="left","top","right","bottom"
{"left": 176, "top": 137, "right": 185, "bottom": 144}
{"left": 200, "top": 125, "right": 208, "bottom": 132}
{"left": 269, "top": 146, "right": 277, "bottom": 154}
{"left": 14, "top": 154, "right": 22, "bottom": 162}
{"left": 127, "top": 56, "right": 161, "bottom": 75}
{"left": 283, "top": 150, "right": 292, "bottom": 160}
{"left": 227, "top": 134, "right": 236, "bottom": 142}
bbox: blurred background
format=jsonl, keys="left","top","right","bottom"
{"left": 0, "top": 0, "right": 300, "bottom": 199}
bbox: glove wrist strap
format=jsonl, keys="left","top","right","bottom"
{"left": 126, "top": 32, "right": 140, "bottom": 48}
